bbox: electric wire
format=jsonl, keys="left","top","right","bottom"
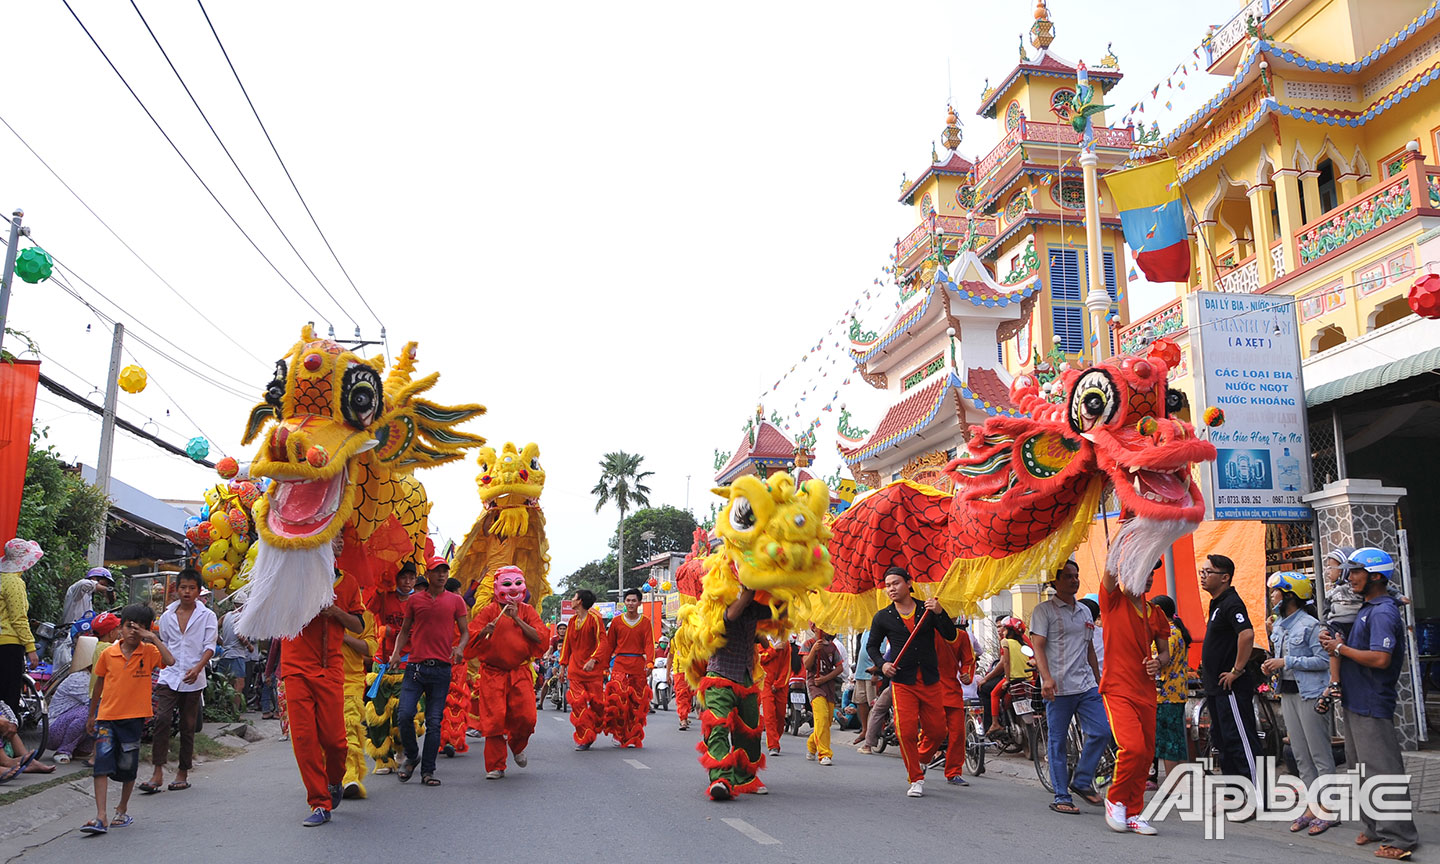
{"left": 59, "top": 0, "right": 331, "bottom": 325}
{"left": 121, "top": 340, "right": 229, "bottom": 458}
{"left": 196, "top": 0, "right": 390, "bottom": 359}
{"left": 128, "top": 0, "right": 359, "bottom": 332}
{"left": 0, "top": 111, "right": 268, "bottom": 367}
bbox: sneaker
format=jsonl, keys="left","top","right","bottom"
{"left": 1127, "top": 817, "right": 1158, "bottom": 836}
{"left": 753, "top": 784, "right": 769, "bottom": 795}
{"left": 857, "top": 745, "right": 873, "bottom": 754}
{"left": 708, "top": 779, "right": 733, "bottom": 801}
{"left": 767, "top": 747, "right": 781, "bottom": 756}
{"left": 514, "top": 749, "right": 528, "bottom": 768}
{"left": 927, "top": 752, "right": 947, "bottom": 772}
{"left": 466, "top": 729, "right": 482, "bottom": 738}
{"left": 328, "top": 784, "right": 342, "bottom": 810}
{"left": 947, "top": 776, "right": 969, "bottom": 786}
{"left": 485, "top": 770, "right": 505, "bottom": 779}
{"left": 1105, "top": 799, "right": 1128, "bottom": 833}
{"left": 907, "top": 780, "right": 925, "bottom": 798}
{"left": 301, "top": 808, "right": 331, "bottom": 828}
{"left": 806, "top": 752, "right": 817, "bottom": 762}
{"left": 819, "top": 756, "right": 833, "bottom": 766}
{"left": 109, "top": 813, "right": 134, "bottom": 829}
{"left": 373, "top": 767, "right": 392, "bottom": 775}
{"left": 342, "top": 782, "right": 362, "bottom": 800}
{"left": 575, "top": 743, "right": 591, "bottom": 751}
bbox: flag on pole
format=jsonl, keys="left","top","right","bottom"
{"left": 1103, "top": 157, "right": 1191, "bottom": 282}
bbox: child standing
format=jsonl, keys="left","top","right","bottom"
{"left": 82, "top": 604, "right": 174, "bottom": 834}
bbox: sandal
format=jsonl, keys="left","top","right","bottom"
{"left": 421, "top": 774, "right": 441, "bottom": 786}
{"left": 167, "top": 781, "right": 191, "bottom": 791}
{"left": 137, "top": 781, "right": 163, "bottom": 795}
{"left": 1375, "top": 846, "right": 1413, "bottom": 860}
{"left": 1069, "top": 784, "right": 1104, "bottom": 806}
{"left": 0, "top": 763, "right": 21, "bottom": 783}
{"left": 79, "top": 819, "right": 108, "bottom": 835}
{"left": 397, "top": 760, "right": 417, "bottom": 782}
{"left": 1358, "top": 833, "right": 1378, "bottom": 846}
{"left": 1316, "top": 683, "right": 1342, "bottom": 715}
{"left": 1290, "top": 814, "right": 1315, "bottom": 832}
{"left": 1308, "top": 819, "right": 1339, "bottom": 836}
{"left": 1049, "top": 801, "right": 1081, "bottom": 815}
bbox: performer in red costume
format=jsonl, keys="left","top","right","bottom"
{"left": 923, "top": 616, "right": 971, "bottom": 786}
{"left": 756, "top": 635, "right": 792, "bottom": 756}
{"left": 282, "top": 561, "right": 364, "bottom": 827}
{"left": 1100, "top": 567, "right": 1170, "bottom": 835}
{"left": 673, "top": 656, "right": 694, "bottom": 731}
{"left": 559, "top": 590, "right": 604, "bottom": 750}
{"left": 585, "top": 588, "right": 654, "bottom": 748}
{"left": 465, "top": 566, "right": 548, "bottom": 778}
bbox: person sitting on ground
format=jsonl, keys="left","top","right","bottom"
{"left": 0, "top": 699, "right": 56, "bottom": 781}
{"left": 48, "top": 614, "right": 122, "bottom": 765}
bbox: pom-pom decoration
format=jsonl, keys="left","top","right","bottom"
{"left": 1203, "top": 406, "right": 1225, "bottom": 428}
{"left": 1136, "top": 415, "right": 1159, "bottom": 437}
{"left": 1147, "top": 337, "right": 1182, "bottom": 371}
{"left": 1408, "top": 273, "right": 1440, "bottom": 319}
{"left": 118, "top": 365, "right": 148, "bottom": 394}
{"left": 14, "top": 247, "right": 53, "bottom": 283}
{"left": 186, "top": 437, "right": 211, "bottom": 461}
{"left": 305, "top": 445, "right": 329, "bottom": 468}
{"left": 216, "top": 457, "right": 239, "bottom": 479}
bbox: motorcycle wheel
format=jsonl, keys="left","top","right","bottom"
{"left": 965, "top": 715, "right": 985, "bottom": 776}
{"left": 18, "top": 677, "right": 48, "bottom": 761}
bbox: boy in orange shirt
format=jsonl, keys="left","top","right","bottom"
{"left": 82, "top": 604, "right": 175, "bottom": 834}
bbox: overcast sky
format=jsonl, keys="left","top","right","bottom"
{"left": 3, "top": 1, "right": 1229, "bottom": 584}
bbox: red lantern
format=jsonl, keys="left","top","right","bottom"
{"left": 1409, "top": 273, "right": 1440, "bottom": 319}
{"left": 1146, "top": 337, "right": 1182, "bottom": 372}
{"left": 647, "top": 576, "right": 658, "bottom": 588}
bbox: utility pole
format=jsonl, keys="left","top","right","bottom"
{"left": 88, "top": 322, "right": 125, "bottom": 567}
{"left": 0, "top": 209, "right": 25, "bottom": 355}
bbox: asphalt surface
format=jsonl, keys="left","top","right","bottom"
{"left": 5, "top": 702, "right": 1435, "bottom": 863}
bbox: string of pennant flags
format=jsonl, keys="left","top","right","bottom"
{"left": 1120, "top": 49, "right": 1204, "bottom": 129}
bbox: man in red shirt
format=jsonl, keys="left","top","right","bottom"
{"left": 585, "top": 588, "right": 655, "bottom": 747}
{"left": 387, "top": 560, "right": 468, "bottom": 786}
{"left": 364, "top": 562, "right": 416, "bottom": 774}
{"left": 1100, "top": 566, "right": 1171, "bottom": 835}
{"left": 559, "top": 590, "right": 605, "bottom": 750}
{"left": 281, "top": 567, "right": 364, "bottom": 827}
{"left": 465, "top": 565, "right": 548, "bottom": 778}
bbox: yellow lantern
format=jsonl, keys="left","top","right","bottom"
{"left": 118, "top": 365, "right": 147, "bottom": 394}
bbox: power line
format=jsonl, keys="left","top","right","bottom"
{"left": 59, "top": 0, "right": 331, "bottom": 325}
{"left": 0, "top": 112, "right": 268, "bottom": 367}
{"left": 121, "top": 341, "right": 229, "bottom": 458}
{"left": 37, "top": 372, "right": 217, "bottom": 469}
{"left": 128, "top": 0, "right": 359, "bottom": 332}
{"left": 196, "top": 0, "right": 389, "bottom": 359}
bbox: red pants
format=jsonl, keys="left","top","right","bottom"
{"left": 602, "top": 669, "right": 650, "bottom": 747}
{"left": 475, "top": 665, "right": 536, "bottom": 772}
{"left": 918, "top": 702, "right": 966, "bottom": 779}
{"left": 1103, "top": 692, "right": 1156, "bottom": 814}
{"left": 990, "top": 678, "right": 1016, "bottom": 722}
{"left": 758, "top": 683, "right": 787, "bottom": 751}
{"left": 566, "top": 668, "right": 604, "bottom": 747}
{"left": 892, "top": 680, "right": 946, "bottom": 783}
{"left": 674, "top": 673, "right": 693, "bottom": 724}
{"left": 283, "top": 669, "right": 347, "bottom": 810}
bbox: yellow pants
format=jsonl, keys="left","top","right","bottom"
{"left": 342, "top": 679, "right": 369, "bottom": 797}
{"left": 807, "top": 696, "right": 833, "bottom": 759}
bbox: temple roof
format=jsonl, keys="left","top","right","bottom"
{"left": 715, "top": 419, "right": 798, "bottom": 485}
{"left": 839, "top": 370, "right": 1020, "bottom": 465}
{"left": 978, "top": 49, "right": 1122, "bottom": 118}
{"left": 899, "top": 152, "right": 977, "bottom": 205}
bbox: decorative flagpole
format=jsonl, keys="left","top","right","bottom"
{"left": 1078, "top": 61, "right": 1110, "bottom": 362}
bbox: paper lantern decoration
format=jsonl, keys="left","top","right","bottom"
{"left": 1147, "top": 337, "right": 1182, "bottom": 370}
{"left": 1203, "top": 406, "right": 1225, "bottom": 428}
{"left": 1409, "top": 273, "right": 1440, "bottom": 319}
{"left": 186, "top": 437, "right": 210, "bottom": 461}
{"left": 118, "top": 365, "right": 148, "bottom": 394}
{"left": 660, "top": 580, "right": 672, "bottom": 592}
{"left": 647, "top": 576, "right": 658, "bottom": 588}
{"left": 216, "top": 457, "right": 239, "bottom": 479}
{"left": 14, "top": 247, "right": 53, "bottom": 283}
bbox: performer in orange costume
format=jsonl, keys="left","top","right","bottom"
{"left": 923, "top": 617, "right": 972, "bottom": 785}
{"left": 756, "top": 634, "right": 792, "bottom": 755}
{"left": 465, "top": 566, "right": 548, "bottom": 778}
{"left": 673, "top": 660, "right": 694, "bottom": 731}
{"left": 282, "top": 563, "right": 365, "bottom": 826}
{"left": 585, "top": 587, "right": 654, "bottom": 748}
{"left": 1100, "top": 568, "right": 1170, "bottom": 835}
{"left": 560, "top": 589, "right": 605, "bottom": 750}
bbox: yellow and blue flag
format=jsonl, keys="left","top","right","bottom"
{"left": 1103, "top": 158, "right": 1190, "bottom": 282}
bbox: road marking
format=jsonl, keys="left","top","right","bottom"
{"left": 552, "top": 716, "right": 566, "bottom": 723}
{"left": 723, "top": 818, "right": 780, "bottom": 846}
{"left": 624, "top": 758, "right": 650, "bottom": 770}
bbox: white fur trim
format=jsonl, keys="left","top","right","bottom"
{"left": 1105, "top": 517, "right": 1195, "bottom": 597}
{"left": 236, "top": 541, "right": 336, "bottom": 640}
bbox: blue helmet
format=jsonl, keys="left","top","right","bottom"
{"left": 1347, "top": 547, "right": 1395, "bottom": 578}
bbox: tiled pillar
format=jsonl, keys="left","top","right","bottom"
{"left": 1303, "top": 478, "right": 1419, "bottom": 750}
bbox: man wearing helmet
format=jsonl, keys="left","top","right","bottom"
{"left": 1259, "top": 572, "right": 1336, "bottom": 835}
{"left": 1319, "top": 547, "right": 1417, "bottom": 858}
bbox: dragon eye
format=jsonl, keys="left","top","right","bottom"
{"left": 1068, "top": 370, "right": 1118, "bottom": 433}
{"left": 265, "top": 360, "right": 288, "bottom": 408}
{"left": 530, "top": 458, "right": 540, "bottom": 471}
{"left": 729, "top": 496, "right": 757, "bottom": 532}
{"left": 1165, "top": 387, "right": 1189, "bottom": 417}
{"left": 340, "top": 365, "right": 383, "bottom": 429}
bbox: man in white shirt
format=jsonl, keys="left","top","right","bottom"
{"left": 144, "top": 569, "right": 217, "bottom": 792}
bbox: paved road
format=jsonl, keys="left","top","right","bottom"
{"left": 5, "top": 704, "right": 1433, "bottom": 863}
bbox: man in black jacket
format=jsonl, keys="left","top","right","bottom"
{"left": 866, "top": 566, "right": 956, "bottom": 797}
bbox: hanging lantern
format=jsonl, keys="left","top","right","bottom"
{"left": 14, "top": 247, "right": 53, "bottom": 284}
{"left": 186, "top": 437, "right": 211, "bottom": 461}
{"left": 1408, "top": 273, "right": 1440, "bottom": 319}
{"left": 215, "top": 456, "right": 239, "bottom": 479}
{"left": 118, "top": 365, "right": 148, "bottom": 394}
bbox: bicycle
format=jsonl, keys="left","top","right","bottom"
{"left": 17, "top": 671, "right": 50, "bottom": 761}
{"left": 1033, "top": 706, "right": 1116, "bottom": 794}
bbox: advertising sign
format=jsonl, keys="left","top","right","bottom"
{"left": 1187, "top": 291, "right": 1311, "bottom": 521}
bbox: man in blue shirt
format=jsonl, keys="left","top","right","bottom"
{"left": 1319, "top": 547, "right": 1416, "bottom": 857}
{"left": 850, "top": 630, "right": 875, "bottom": 746}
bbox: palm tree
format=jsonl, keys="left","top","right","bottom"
{"left": 592, "top": 451, "right": 654, "bottom": 602}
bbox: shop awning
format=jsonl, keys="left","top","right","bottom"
{"left": 1306, "top": 345, "right": 1440, "bottom": 408}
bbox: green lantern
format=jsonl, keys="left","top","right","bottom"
{"left": 14, "top": 247, "right": 53, "bottom": 284}
{"left": 186, "top": 437, "right": 211, "bottom": 461}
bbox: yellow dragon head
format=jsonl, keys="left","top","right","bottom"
{"left": 237, "top": 325, "right": 484, "bottom": 638}
{"left": 673, "top": 472, "right": 832, "bottom": 688}
{"left": 476, "top": 441, "right": 545, "bottom": 538}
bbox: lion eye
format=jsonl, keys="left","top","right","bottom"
{"left": 729, "top": 496, "right": 757, "bottom": 532}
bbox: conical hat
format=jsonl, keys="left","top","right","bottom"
{"left": 70, "top": 635, "right": 99, "bottom": 673}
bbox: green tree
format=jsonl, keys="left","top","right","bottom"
{"left": 16, "top": 436, "right": 112, "bottom": 624}
{"left": 591, "top": 451, "right": 652, "bottom": 601}
{"left": 560, "top": 558, "right": 617, "bottom": 600}
{"left": 609, "top": 506, "right": 698, "bottom": 580}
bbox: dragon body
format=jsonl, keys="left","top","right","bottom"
{"left": 237, "top": 325, "right": 485, "bottom": 639}
{"left": 816, "top": 343, "right": 1216, "bottom": 630}
{"left": 450, "top": 441, "right": 552, "bottom": 613}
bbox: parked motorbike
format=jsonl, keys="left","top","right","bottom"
{"left": 650, "top": 657, "right": 673, "bottom": 711}
{"left": 987, "top": 646, "right": 1042, "bottom": 758}
{"left": 786, "top": 675, "right": 812, "bottom": 736}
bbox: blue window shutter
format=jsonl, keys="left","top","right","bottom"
{"left": 1048, "top": 248, "right": 1080, "bottom": 302}
{"left": 997, "top": 341, "right": 1004, "bottom": 363}
{"left": 1052, "top": 306, "right": 1084, "bottom": 354}
{"left": 1103, "top": 251, "right": 1118, "bottom": 301}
